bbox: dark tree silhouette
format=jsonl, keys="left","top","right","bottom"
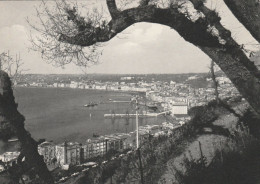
{"left": 2, "top": 0, "right": 260, "bottom": 183}
{"left": 0, "top": 71, "right": 54, "bottom": 184}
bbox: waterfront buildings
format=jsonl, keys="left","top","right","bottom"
{"left": 38, "top": 141, "right": 56, "bottom": 165}
{"left": 34, "top": 122, "right": 179, "bottom": 169}
{"left": 55, "top": 142, "right": 81, "bottom": 166}
{"left": 0, "top": 120, "right": 183, "bottom": 172}
{"left": 83, "top": 133, "right": 131, "bottom": 159}
{"left": 0, "top": 151, "right": 20, "bottom": 170}
{"left": 84, "top": 138, "right": 107, "bottom": 159}
{"left": 0, "top": 151, "right": 20, "bottom": 163}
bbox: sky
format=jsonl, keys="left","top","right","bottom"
{"left": 0, "top": 0, "right": 259, "bottom": 74}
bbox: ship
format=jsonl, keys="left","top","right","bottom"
{"left": 84, "top": 102, "right": 98, "bottom": 107}
{"left": 8, "top": 138, "right": 19, "bottom": 142}
{"left": 146, "top": 103, "right": 158, "bottom": 111}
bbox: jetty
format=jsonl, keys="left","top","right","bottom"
{"left": 104, "top": 111, "right": 171, "bottom": 118}
{"left": 109, "top": 101, "right": 131, "bottom": 103}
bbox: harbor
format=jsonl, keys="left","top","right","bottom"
{"left": 0, "top": 87, "right": 166, "bottom": 154}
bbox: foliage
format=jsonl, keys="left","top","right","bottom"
{"left": 188, "top": 100, "right": 220, "bottom": 128}
{"left": 0, "top": 120, "right": 15, "bottom": 141}
{"left": 172, "top": 106, "right": 260, "bottom": 184}
{"left": 174, "top": 137, "right": 260, "bottom": 184}
{"left": 174, "top": 153, "right": 208, "bottom": 184}
{"left": 239, "top": 108, "right": 260, "bottom": 139}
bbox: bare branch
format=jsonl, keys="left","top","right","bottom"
{"left": 28, "top": 1, "right": 103, "bottom": 68}
{"left": 0, "top": 51, "right": 26, "bottom": 84}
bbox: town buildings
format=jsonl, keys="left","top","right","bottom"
{"left": 0, "top": 151, "right": 20, "bottom": 163}
{"left": 55, "top": 142, "right": 81, "bottom": 166}
{"left": 38, "top": 141, "right": 56, "bottom": 165}
{"left": 171, "top": 102, "right": 188, "bottom": 115}
{"left": 0, "top": 151, "right": 20, "bottom": 170}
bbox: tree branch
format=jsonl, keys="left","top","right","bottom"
{"left": 59, "top": 2, "right": 260, "bottom": 114}
{"left": 106, "top": 0, "right": 120, "bottom": 19}
{"left": 33, "top": 1, "right": 260, "bottom": 114}
{"left": 59, "top": 5, "right": 222, "bottom": 48}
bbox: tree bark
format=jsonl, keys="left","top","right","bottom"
{"left": 223, "top": 0, "right": 260, "bottom": 43}
{"left": 106, "top": 0, "right": 120, "bottom": 19}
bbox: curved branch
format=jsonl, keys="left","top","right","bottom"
{"left": 59, "top": 5, "right": 222, "bottom": 47}
{"left": 33, "top": 1, "right": 260, "bottom": 115}
{"left": 106, "top": 0, "right": 120, "bottom": 19}
{"left": 59, "top": 3, "right": 260, "bottom": 115}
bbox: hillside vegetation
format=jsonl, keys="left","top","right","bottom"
{"left": 58, "top": 97, "right": 260, "bottom": 184}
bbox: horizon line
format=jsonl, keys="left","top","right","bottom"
{"left": 22, "top": 72, "right": 209, "bottom": 75}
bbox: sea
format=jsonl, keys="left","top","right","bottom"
{"left": 0, "top": 87, "right": 165, "bottom": 154}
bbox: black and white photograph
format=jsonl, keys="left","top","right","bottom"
{"left": 1, "top": 0, "right": 260, "bottom": 183}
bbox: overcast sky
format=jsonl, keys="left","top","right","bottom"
{"left": 0, "top": 0, "right": 259, "bottom": 74}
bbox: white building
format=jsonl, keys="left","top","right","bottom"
{"left": 38, "top": 141, "right": 56, "bottom": 165}
{"left": 171, "top": 102, "right": 188, "bottom": 115}
{"left": 55, "top": 142, "right": 81, "bottom": 167}
{"left": 0, "top": 151, "right": 20, "bottom": 163}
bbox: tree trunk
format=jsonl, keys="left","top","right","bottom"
{"left": 0, "top": 70, "right": 54, "bottom": 184}
{"left": 210, "top": 60, "right": 220, "bottom": 104}
{"left": 224, "top": 0, "right": 260, "bottom": 43}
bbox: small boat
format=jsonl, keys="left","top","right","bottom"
{"left": 8, "top": 138, "right": 19, "bottom": 142}
{"left": 84, "top": 102, "right": 98, "bottom": 107}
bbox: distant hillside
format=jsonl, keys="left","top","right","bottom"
{"left": 184, "top": 70, "right": 226, "bottom": 88}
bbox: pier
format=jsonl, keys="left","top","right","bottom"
{"left": 104, "top": 111, "right": 171, "bottom": 118}
{"left": 110, "top": 101, "right": 131, "bottom": 103}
